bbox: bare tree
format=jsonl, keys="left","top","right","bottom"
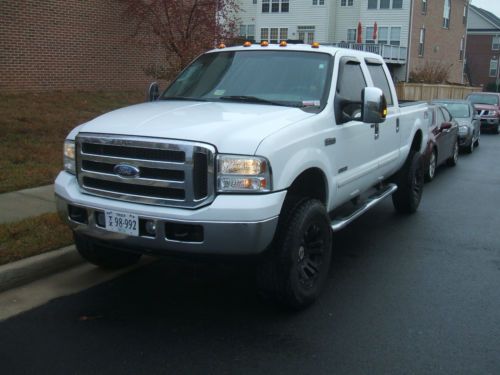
{"left": 122, "top": 0, "right": 239, "bottom": 80}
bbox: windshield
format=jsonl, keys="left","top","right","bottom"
{"left": 468, "top": 94, "right": 499, "bottom": 106}
{"left": 162, "top": 50, "right": 332, "bottom": 111}
{"left": 436, "top": 102, "right": 470, "bottom": 118}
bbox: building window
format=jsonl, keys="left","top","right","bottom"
{"left": 418, "top": 27, "right": 425, "bottom": 57}
{"left": 347, "top": 29, "right": 357, "bottom": 42}
{"left": 240, "top": 25, "right": 256, "bottom": 41}
{"left": 463, "top": 5, "right": 467, "bottom": 25}
{"left": 421, "top": 0, "right": 427, "bottom": 14}
{"left": 368, "top": 0, "right": 377, "bottom": 10}
{"left": 393, "top": 0, "right": 402, "bottom": 9}
{"left": 281, "top": 0, "right": 289, "bottom": 12}
{"left": 341, "top": 0, "right": 353, "bottom": 6}
{"left": 313, "top": 0, "right": 325, "bottom": 5}
{"left": 378, "top": 27, "right": 388, "bottom": 44}
{"left": 262, "top": 0, "right": 269, "bottom": 13}
{"left": 390, "top": 27, "right": 401, "bottom": 45}
{"left": 459, "top": 37, "right": 464, "bottom": 60}
{"left": 253, "top": 0, "right": 257, "bottom": 4}
{"left": 271, "top": 0, "right": 279, "bottom": 12}
{"left": 492, "top": 35, "right": 500, "bottom": 50}
{"left": 280, "top": 28, "right": 288, "bottom": 41}
{"left": 298, "top": 26, "right": 315, "bottom": 43}
{"left": 261, "top": 28, "right": 269, "bottom": 41}
{"left": 489, "top": 59, "right": 498, "bottom": 77}
{"left": 270, "top": 28, "right": 279, "bottom": 43}
{"left": 366, "top": 27, "right": 375, "bottom": 44}
{"left": 443, "top": 0, "right": 451, "bottom": 28}
{"left": 380, "top": 0, "right": 390, "bottom": 9}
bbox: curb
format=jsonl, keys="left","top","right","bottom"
{"left": 0, "top": 246, "right": 84, "bottom": 293}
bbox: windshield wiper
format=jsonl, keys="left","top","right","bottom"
{"left": 219, "top": 95, "right": 303, "bottom": 108}
{"left": 161, "top": 96, "right": 208, "bottom": 102}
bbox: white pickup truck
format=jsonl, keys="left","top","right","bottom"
{"left": 56, "top": 43, "right": 429, "bottom": 309}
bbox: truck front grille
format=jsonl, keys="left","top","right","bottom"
{"left": 76, "top": 134, "right": 215, "bottom": 208}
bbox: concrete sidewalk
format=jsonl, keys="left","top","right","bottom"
{"left": 0, "top": 184, "right": 56, "bottom": 224}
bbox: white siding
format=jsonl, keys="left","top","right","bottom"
{"left": 237, "top": 0, "right": 332, "bottom": 43}
{"left": 333, "top": 0, "right": 410, "bottom": 47}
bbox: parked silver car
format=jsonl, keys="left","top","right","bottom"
{"left": 432, "top": 100, "right": 480, "bottom": 153}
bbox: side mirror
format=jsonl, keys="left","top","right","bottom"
{"left": 361, "top": 87, "right": 387, "bottom": 124}
{"left": 440, "top": 122, "right": 452, "bottom": 131}
{"left": 147, "top": 82, "right": 160, "bottom": 102}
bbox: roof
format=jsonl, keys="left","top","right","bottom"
{"left": 469, "top": 4, "right": 500, "bottom": 30}
{"left": 208, "top": 43, "right": 384, "bottom": 61}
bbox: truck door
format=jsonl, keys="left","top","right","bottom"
{"left": 330, "top": 56, "right": 378, "bottom": 204}
{"left": 365, "top": 60, "right": 401, "bottom": 179}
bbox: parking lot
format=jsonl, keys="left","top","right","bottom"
{"left": 0, "top": 135, "right": 499, "bottom": 375}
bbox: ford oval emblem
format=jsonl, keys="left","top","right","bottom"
{"left": 114, "top": 164, "right": 140, "bottom": 178}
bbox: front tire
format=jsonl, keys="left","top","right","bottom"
{"left": 392, "top": 150, "right": 424, "bottom": 214}
{"left": 425, "top": 149, "right": 437, "bottom": 182}
{"left": 74, "top": 233, "right": 142, "bottom": 269}
{"left": 446, "top": 140, "right": 458, "bottom": 167}
{"left": 257, "top": 199, "right": 332, "bottom": 310}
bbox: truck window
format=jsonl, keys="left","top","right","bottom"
{"left": 336, "top": 60, "right": 367, "bottom": 119}
{"left": 366, "top": 63, "right": 394, "bottom": 106}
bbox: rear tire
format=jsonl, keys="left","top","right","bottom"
{"left": 392, "top": 150, "right": 424, "bottom": 214}
{"left": 74, "top": 233, "right": 141, "bottom": 269}
{"left": 257, "top": 199, "right": 332, "bottom": 310}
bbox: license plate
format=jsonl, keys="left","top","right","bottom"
{"left": 104, "top": 210, "right": 139, "bottom": 236}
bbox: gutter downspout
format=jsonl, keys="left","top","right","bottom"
{"left": 406, "top": 0, "right": 414, "bottom": 82}
{"left": 462, "top": 0, "right": 470, "bottom": 85}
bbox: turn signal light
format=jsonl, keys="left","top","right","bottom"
{"left": 243, "top": 41, "right": 252, "bottom": 47}
{"left": 311, "top": 42, "right": 320, "bottom": 48}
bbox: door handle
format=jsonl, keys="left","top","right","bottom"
{"left": 373, "top": 123, "right": 379, "bottom": 140}
{"left": 396, "top": 118, "right": 400, "bottom": 133}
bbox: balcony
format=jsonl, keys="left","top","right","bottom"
{"left": 329, "top": 43, "right": 407, "bottom": 64}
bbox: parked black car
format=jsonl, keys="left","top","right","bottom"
{"left": 424, "top": 105, "right": 459, "bottom": 182}
{"left": 432, "top": 100, "right": 480, "bottom": 153}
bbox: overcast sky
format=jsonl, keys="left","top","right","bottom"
{"left": 470, "top": 0, "right": 500, "bottom": 18}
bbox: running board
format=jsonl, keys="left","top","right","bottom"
{"left": 330, "top": 183, "right": 398, "bottom": 232}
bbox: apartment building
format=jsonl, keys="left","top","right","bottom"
{"left": 466, "top": 5, "right": 500, "bottom": 89}
{"left": 238, "top": 0, "right": 467, "bottom": 83}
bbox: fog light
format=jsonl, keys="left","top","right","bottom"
{"left": 144, "top": 220, "right": 156, "bottom": 236}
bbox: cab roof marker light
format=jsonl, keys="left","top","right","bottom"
{"left": 217, "top": 43, "right": 226, "bottom": 49}
{"left": 243, "top": 41, "right": 252, "bottom": 47}
{"left": 261, "top": 41, "right": 269, "bottom": 47}
{"left": 279, "top": 41, "right": 287, "bottom": 47}
{"left": 311, "top": 42, "right": 320, "bottom": 48}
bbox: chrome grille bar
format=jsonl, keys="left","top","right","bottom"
{"left": 76, "top": 133, "right": 215, "bottom": 208}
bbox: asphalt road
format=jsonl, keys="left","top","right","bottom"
{"left": 1, "top": 135, "right": 499, "bottom": 375}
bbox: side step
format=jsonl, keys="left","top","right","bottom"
{"left": 330, "top": 183, "right": 398, "bottom": 232}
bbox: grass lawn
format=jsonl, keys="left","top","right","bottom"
{"left": 0, "top": 91, "right": 144, "bottom": 193}
{"left": 0, "top": 213, "right": 74, "bottom": 266}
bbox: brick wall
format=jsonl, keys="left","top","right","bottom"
{"left": 466, "top": 34, "right": 497, "bottom": 88}
{"left": 409, "top": 0, "right": 467, "bottom": 84}
{"left": 0, "top": 0, "right": 170, "bottom": 92}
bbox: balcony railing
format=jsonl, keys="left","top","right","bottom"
{"left": 328, "top": 43, "right": 407, "bottom": 64}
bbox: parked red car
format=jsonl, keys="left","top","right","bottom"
{"left": 424, "top": 105, "right": 459, "bottom": 182}
{"left": 466, "top": 92, "right": 500, "bottom": 134}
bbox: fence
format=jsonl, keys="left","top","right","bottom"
{"left": 396, "top": 83, "right": 482, "bottom": 101}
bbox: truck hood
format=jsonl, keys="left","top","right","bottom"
{"left": 75, "top": 101, "right": 315, "bottom": 154}
{"left": 473, "top": 103, "right": 497, "bottom": 111}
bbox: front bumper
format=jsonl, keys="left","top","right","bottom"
{"left": 55, "top": 172, "right": 285, "bottom": 256}
{"left": 458, "top": 134, "right": 472, "bottom": 147}
{"left": 479, "top": 117, "right": 499, "bottom": 130}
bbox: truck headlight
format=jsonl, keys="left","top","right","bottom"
{"left": 459, "top": 125, "right": 469, "bottom": 135}
{"left": 217, "top": 155, "right": 272, "bottom": 193}
{"left": 63, "top": 140, "right": 76, "bottom": 174}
